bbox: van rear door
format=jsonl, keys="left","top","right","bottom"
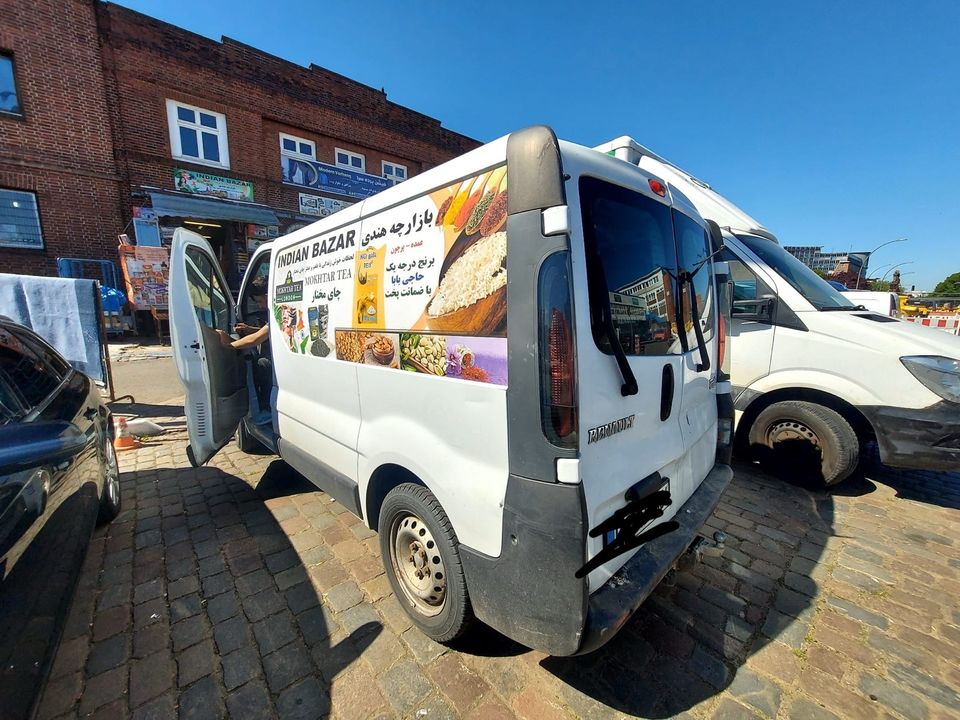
{"left": 170, "top": 228, "right": 248, "bottom": 466}
{"left": 574, "top": 176, "right": 699, "bottom": 588}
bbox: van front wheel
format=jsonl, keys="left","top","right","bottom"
{"left": 748, "top": 401, "right": 858, "bottom": 487}
{"left": 378, "top": 483, "right": 473, "bottom": 643}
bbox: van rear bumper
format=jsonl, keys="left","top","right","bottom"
{"left": 860, "top": 401, "right": 960, "bottom": 471}
{"left": 576, "top": 462, "right": 734, "bottom": 655}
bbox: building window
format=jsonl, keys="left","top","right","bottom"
{"left": 166, "top": 99, "right": 229, "bottom": 168}
{"left": 0, "top": 189, "right": 43, "bottom": 250}
{"left": 280, "top": 133, "right": 315, "bottom": 161}
{"left": 0, "top": 53, "right": 21, "bottom": 116}
{"left": 335, "top": 148, "right": 365, "bottom": 172}
{"left": 382, "top": 161, "right": 407, "bottom": 185}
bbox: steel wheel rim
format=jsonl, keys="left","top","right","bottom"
{"left": 104, "top": 438, "right": 120, "bottom": 506}
{"left": 768, "top": 420, "right": 820, "bottom": 450}
{"left": 389, "top": 513, "right": 446, "bottom": 617}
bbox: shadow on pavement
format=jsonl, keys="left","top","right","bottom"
{"left": 537, "top": 462, "right": 832, "bottom": 718}
{"left": 865, "top": 464, "right": 960, "bottom": 511}
{"left": 38, "top": 458, "right": 380, "bottom": 719}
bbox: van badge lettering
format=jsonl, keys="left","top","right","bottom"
{"left": 587, "top": 414, "right": 636, "bottom": 444}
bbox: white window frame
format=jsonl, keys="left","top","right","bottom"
{"left": 382, "top": 161, "right": 407, "bottom": 185}
{"left": 279, "top": 133, "right": 316, "bottom": 161}
{"left": 334, "top": 147, "right": 365, "bottom": 173}
{"left": 166, "top": 99, "right": 230, "bottom": 169}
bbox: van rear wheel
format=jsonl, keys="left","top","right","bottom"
{"left": 748, "top": 401, "right": 858, "bottom": 487}
{"left": 378, "top": 483, "right": 473, "bottom": 643}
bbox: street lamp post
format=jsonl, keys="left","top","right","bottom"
{"left": 880, "top": 262, "right": 914, "bottom": 284}
{"left": 857, "top": 237, "right": 908, "bottom": 289}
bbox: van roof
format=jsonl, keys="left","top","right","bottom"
{"left": 559, "top": 139, "right": 706, "bottom": 225}
{"left": 593, "top": 136, "right": 777, "bottom": 242}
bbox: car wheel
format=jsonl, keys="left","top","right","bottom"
{"left": 748, "top": 400, "right": 859, "bottom": 487}
{"left": 378, "top": 483, "right": 473, "bottom": 643}
{"left": 236, "top": 418, "right": 264, "bottom": 453}
{"left": 97, "top": 434, "right": 122, "bottom": 524}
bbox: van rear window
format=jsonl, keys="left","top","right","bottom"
{"left": 580, "top": 177, "right": 682, "bottom": 356}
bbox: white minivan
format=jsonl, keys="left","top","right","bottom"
{"left": 171, "top": 126, "right": 733, "bottom": 655}
{"left": 596, "top": 137, "right": 960, "bottom": 486}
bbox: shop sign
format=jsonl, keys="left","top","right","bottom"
{"left": 299, "top": 193, "right": 354, "bottom": 217}
{"left": 246, "top": 224, "right": 279, "bottom": 239}
{"left": 173, "top": 168, "right": 254, "bottom": 202}
{"left": 247, "top": 237, "right": 270, "bottom": 252}
{"left": 282, "top": 157, "right": 390, "bottom": 200}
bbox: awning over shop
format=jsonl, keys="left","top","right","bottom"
{"left": 149, "top": 192, "right": 279, "bottom": 226}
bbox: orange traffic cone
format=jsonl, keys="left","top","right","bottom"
{"left": 113, "top": 417, "right": 142, "bottom": 451}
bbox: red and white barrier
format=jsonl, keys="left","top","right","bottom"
{"left": 904, "top": 315, "right": 960, "bottom": 335}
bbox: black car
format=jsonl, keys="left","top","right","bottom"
{"left": 0, "top": 317, "right": 121, "bottom": 720}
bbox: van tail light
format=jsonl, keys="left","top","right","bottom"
{"left": 539, "top": 252, "right": 578, "bottom": 448}
{"left": 548, "top": 309, "right": 577, "bottom": 440}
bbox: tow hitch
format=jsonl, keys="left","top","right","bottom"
{"left": 676, "top": 531, "right": 727, "bottom": 572}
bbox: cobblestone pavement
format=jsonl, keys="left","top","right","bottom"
{"left": 36, "top": 416, "right": 960, "bottom": 720}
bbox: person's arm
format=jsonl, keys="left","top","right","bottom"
{"left": 216, "top": 324, "right": 269, "bottom": 350}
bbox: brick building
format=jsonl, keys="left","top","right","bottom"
{"left": 0, "top": 0, "right": 125, "bottom": 277}
{"left": 0, "top": 0, "right": 478, "bottom": 289}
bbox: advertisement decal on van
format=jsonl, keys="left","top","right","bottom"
{"left": 272, "top": 166, "right": 509, "bottom": 384}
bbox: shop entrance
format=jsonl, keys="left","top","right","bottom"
{"left": 179, "top": 219, "right": 242, "bottom": 291}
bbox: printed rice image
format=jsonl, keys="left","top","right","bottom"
{"left": 427, "top": 231, "right": 506, "bottom": 317}
{"left": 335, "top": 330, "right": 373, "bottom": 363}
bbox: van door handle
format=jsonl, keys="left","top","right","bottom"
{"left": 660, "top": 365, "right": 674, "bottom": 422}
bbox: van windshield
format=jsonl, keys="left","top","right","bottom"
{"left": 735, "top": 234, "right": 855, "bottom": 311}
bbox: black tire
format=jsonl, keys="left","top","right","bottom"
{"left": 747, "top": 400, "right": 859, "bottom": 487}
{"left": 378, "top": 483, "right": 473, "bottom": 643}
{"left": 97, "top": 435, "right": 121, "bottom": 524}
{"left": 236, "top": 418, "right": 264, "bottom": 453}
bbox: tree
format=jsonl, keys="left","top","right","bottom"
{"left": 933, "top": 272, "right": 960, "bottom": 296}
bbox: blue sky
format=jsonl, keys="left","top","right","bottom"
{"left": 116, "top": 0, "right": 959, "bottom": 290}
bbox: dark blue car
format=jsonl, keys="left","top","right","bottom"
{"left": 0, "top": 317, "right": 120, "bottom": 719}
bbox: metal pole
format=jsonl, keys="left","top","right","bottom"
{"left": 881, "top": 262, "right": 914, "bottom": 284}
{"left": 857, "top": 237, "right": 907, "bottom": 288}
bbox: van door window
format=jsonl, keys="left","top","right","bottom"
{"left": 720, "top": 249, "right": 775, "bottom": 318}
{"left": 240, "top": 255, "right": 271, "bottom": 328}
{"left": 185, "top": 246, "right": 230, "bottom": 330}
{"left": 674, "top": 210, "right": 713, "bottom": 344}
{"left": 580, "top": 177, "right": 681, "bottom": 356}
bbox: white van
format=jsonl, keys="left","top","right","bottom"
{"left": 170, "top": 126, "right": 733, "bottom": 655}
{"left": 596, "top": 137, "right": 960, "bottom": 486}
{"left": 840, "top": 290, "right": 900, "bottom": 317}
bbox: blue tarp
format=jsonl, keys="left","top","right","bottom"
{"left": 0, "top": 273, "right": 106, "bottom": 384}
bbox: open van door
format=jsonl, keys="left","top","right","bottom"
{"left": 169, "top": 228, "right": 248, "bottom": 466}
